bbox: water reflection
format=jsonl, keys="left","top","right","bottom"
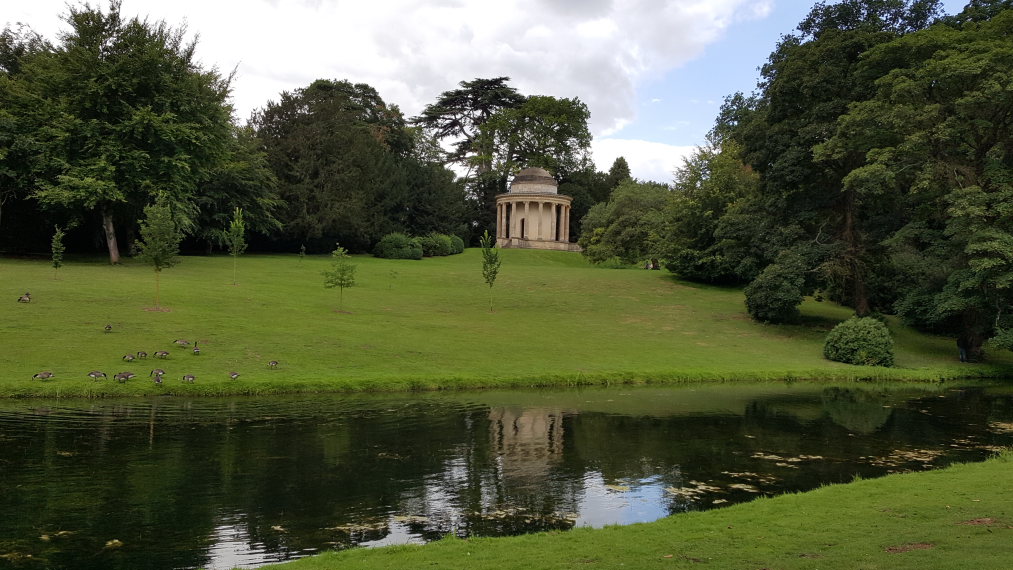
{"left": 0, "top": 382, "right": 1010, "bottom": 569}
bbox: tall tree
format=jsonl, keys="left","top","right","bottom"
{"left": 23, "top": 1, "right": 233, "bottom": 264}
{"left": 603, "top": 157, "right": 632, "bottom": 200}
{"left": 826, "top": 9, "right": 1013, "bottom": 358}
{"left": 0, "top": 25, "right": 58, "bottom": 250}
{"left": 477, "top": 95, "right": 592, "bottom": 179}
{"left": 665, "top": 139, "right": 759, "bottom": 283}
{"left": 192, "top": 125, "right": 283, "bottom": 252}
{"left": 578, "top": 180, "right": 671, "bottom": 266}
{"left": 412, "top": 77, "right": 525, "bottom": 177}
{"left": 254, "top": 79, "right": 460, "bottom": 252}
{"left": 735, "top": 0, "right": 941, "bottom": 319}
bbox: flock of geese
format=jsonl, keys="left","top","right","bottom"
{"left": 21, "top": 293, "right": 280, "bottom": 384}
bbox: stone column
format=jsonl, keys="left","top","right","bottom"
{"left": 513, "top": 202, "right": 520, "bottom": 239}
{"left": 550, "top": 203, "right": 558, "bottom": 242}
{"left": 523, "top": 201, "right": 530, "bottom": 239}
{"left": 536, "top": 201, "right": 544, "bottom": 240}
{"left": 562, "top": 205, "right": 570, "bottom": 243}
{"left": 496, "top": 203, "right": 502, "bottom": 238}
{"left": 505, "top": 202, "right": 512, "bottom": 239}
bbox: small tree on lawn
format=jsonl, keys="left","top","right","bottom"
{"left": 51, "top": 225, "right": 66, "bottom": 279}
{"left": 480, "top": 230, "right": 502, "bottom": 311}
{"left": 224, "top": 207, "right": 247, "bottom": 285}
{"left": 135, "top": 199, "right": 182, "bottom": 310}
{"left": 323, "top": 244, "right": 356, "bottom": 310}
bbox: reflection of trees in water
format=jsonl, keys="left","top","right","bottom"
{"left": 820, "top": 387, "right": 894, "bottom": 434}
{"left": 3, "top": 387, "right": 1012, "bottom": 569}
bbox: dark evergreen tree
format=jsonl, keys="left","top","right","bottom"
{"left": 253, "top": 79, "right": 462, "bottom": 252}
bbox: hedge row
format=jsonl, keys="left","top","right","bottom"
{"left": 373, "top": 232, "right": 465, "bottom": 259}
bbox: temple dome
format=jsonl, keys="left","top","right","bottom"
{"left": 509, "top": 167, "right": 557, "bottom": 194}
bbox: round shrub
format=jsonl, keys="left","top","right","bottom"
{"left": 823, "top": 316, "right": 894, "bottom": 367}
{"left": 373, "top": 233, "right": 422, "bottom": 260}
{"left": 449, "top": 234, "right": 465, "bottom": 254}
{"left": 743, "top": 262, "right": 805, "bottom": 323}
{"left": 417, "top": 233, "right": 454, "bottom": 257}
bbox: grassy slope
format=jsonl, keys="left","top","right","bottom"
{"left": 2, "top": 249, "right": 1010, "bottom": 397}
{"left": 5, "top": 251, "right": 1012, "bottom": 569}
{"left": 266, "top": 451, "right": 1013, "bottom": 570}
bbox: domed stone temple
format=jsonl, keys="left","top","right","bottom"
{"left": 495, "top": 167, "right": 581, "bottom": 251}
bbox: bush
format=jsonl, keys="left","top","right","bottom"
{"left": 743, "top": 262, "right": 805, "bottom": 323}
{"left": 449, "top": 234, "right": 465, "bottom": 254}
{"left": 416, "top": 233, "right": 452, "bottom": 257}
{"left": 373, "top": 233, "right": 423, "bottom": 260}
{"left": 823, "top": 316, "right": 894, "bottom": 367}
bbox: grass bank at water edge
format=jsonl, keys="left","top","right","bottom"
{"left": 3, "top": 249, "right": 1011, "bottom": 398}
{"left": 263, "top": 451, "right": 1013, "bottom": 570}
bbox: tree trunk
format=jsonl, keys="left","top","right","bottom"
{"left": 960, "top": 311, "right": 987, "bottom": 362}
{"left": 154, "top": 269, "right": 161, "bottom": 309}
{"left": 102, "top": 208, "right": 122, "bottom": 265}
{"left": 851, "top": 271, "right": 870, "bottom": 317}
{"left": 841, "top": 189, "right": 870, "bottom": 316}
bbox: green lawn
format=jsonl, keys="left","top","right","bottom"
{"left": 3, "top": 249, "right": 1010, "bottom": 397}
{"left": 264, "top": 451, "right": 1013, "bottom": 570}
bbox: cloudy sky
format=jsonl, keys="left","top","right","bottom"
{"left": 6, "top": 0, "right": 967, "bottom": 183}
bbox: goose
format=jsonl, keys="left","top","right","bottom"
{"left": 136, "top": 351, "right": 148, "bottom": 359}
{"left": 104, "top": 324, "right": 112, "bottom": 333}
{"left": 33, "top": 371, "right": 54, "bottom": 380}
{"left": 174, "top": 339, "right": 190, "bottom": 347}
{"left": 228, "top": 371, "right": 240, "bottom": 380}
{"left": 17, "top": 292, "right": 31, "bottom": 303}
{"left": 152, "top": 373, "right": 163, "bottom": 384}
{"left": 87, "top": 370, "right": 107, "bottom": 380}
{"left": 150, "top": 368, "right": 166, "bottom": 377}
{"left": 114, "top": 371, "right": 135, "bottom": 383}
{"left": 153, "top": 350, "right": 170, "bottom": 359}
{"left": 192, "top": 341, "right": 200, "bottom": 356}
{"left": 182, "top": 373, "right": 196, "bottom": 383}
{"left": 268, "top": 360, "right": 279, "bottom": 369}
{"left": 122, "top": 354, "right": 135, "bottom": 362}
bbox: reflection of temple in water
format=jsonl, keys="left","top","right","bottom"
{"left": 488, "top": 407, "right": 567, "bottom": 481}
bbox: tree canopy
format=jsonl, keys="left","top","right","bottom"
{"left": 412, "top": 77, "right": 525, "bottom": 177}
{"left": 252, "top": 79, "right": 463, "bottom": 252}
{"left": 12, "top": 1, "right": 233, "bottom": 263}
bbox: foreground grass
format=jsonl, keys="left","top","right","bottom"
{"left": 265, "top": 451, "right": 1013, "bottom": 570}
{"left": 2, "top": 249, "right": 1011, "bottom": 397}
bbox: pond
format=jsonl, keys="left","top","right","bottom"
{"left": 1, "top": 382, "right": 1011, "bottom": 569}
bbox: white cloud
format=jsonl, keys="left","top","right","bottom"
{"left": 592, "top": 138, "right": 696, "bottom": 185}
{"left": 7, "top": 0, "right": 770, "bottom": 133}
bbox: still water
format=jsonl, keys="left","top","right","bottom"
{"left": 1, "top": 382, "right": 1011, "bottom": 569}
